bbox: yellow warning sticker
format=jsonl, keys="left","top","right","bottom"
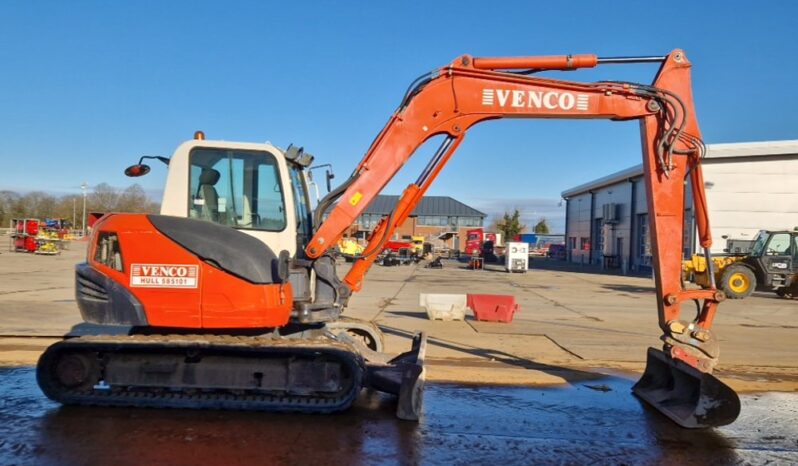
{"left": 349, "top": 191, "right": 363, "bottom": 206}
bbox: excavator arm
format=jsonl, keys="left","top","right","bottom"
{"left": 307, "top": 49, "right": 740, "bottom": 427}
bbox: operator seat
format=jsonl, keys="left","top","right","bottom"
{"left": 196, "top": 168, "right": 221, "bottom": 223}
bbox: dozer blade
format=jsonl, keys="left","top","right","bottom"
{"left": 364, "top": 332, "right": 427, "bottom": 421}
{"left": 632, "top": 347, "right": 740, "bottom": 428}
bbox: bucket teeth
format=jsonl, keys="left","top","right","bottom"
{"left": 632, "top": 347, "right": 740, "bottom": 428}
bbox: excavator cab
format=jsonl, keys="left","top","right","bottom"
{"left": 154, "top": 137, "right": 360, "bottom": 324}
{"left": 160, "top": 139, "right": 307, "bottom": 258}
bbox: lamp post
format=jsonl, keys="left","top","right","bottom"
{"left": 81, "top": 182, "right": 88, "bottom": 237}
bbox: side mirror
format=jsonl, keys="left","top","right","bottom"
{"left": 124, "top": 155, "right": 170, "bottom": 177}
{"left": 124, "top": 164, "right": 151, "bottom": 177}
{"left": 309, "top": 163, "right": 335, "bottom": 194}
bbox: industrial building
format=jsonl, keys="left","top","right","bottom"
{"left": 561, "top": 140, "right": 798, "bottom": 274}
{"left": 339, "top": 195, "right": 486, "bottom": 250}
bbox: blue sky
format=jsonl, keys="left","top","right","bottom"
{"left": 1, "top": 1, "right": 797, "bottom": 232}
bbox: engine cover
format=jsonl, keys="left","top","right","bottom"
{"left": 81, "top": 214, "right": 293, "bottom": 329}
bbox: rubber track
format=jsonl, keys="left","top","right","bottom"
{"left": 37, "top": 334, "right": 366, "bottom": 415}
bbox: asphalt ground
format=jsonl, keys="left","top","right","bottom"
{"left": 0, "top": 241, "right": 796, "bottom": 464}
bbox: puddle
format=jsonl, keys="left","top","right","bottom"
{"left": 0, "top": 367, "right": 796, "bottom": 465}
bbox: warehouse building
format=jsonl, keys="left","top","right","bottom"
{"left": 561, "top": 140, "right": 798, "bottom": 274}
{"left": 338, "top": 195, "right": 486, "bottom": 251}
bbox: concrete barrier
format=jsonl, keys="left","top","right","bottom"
{"left": 419, "top": 293, "right": 467, "bottom": 321}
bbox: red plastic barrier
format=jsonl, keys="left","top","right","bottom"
{"left": 467, "top": 294, "right": 519, "bottom": 323}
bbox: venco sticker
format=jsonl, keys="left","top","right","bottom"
{"left": 130, "top": 264, "right": 199, "bottom": 288}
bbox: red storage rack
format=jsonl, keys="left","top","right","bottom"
{"left": 467, "top": 294, "right": 519, "bottom": 323}
{"left": 9, "top": 218, "right": 41, "bottom": 253}
{"left": 25, "top": 220, "right": 39, "bottom": 236}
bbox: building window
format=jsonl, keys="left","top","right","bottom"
{"left": 683, "top": 209, "right": 693, "bottom": 259}
{"left": 580, "top": 237, "right": 590, "bottom": 251}
{"left": 457, "top": 216, "right": 481, "bottom": 227}
{"left": 593, "top": 218, "right": 604, "bottom": 257}
{"left": 416, "top": 215, "right": 483, "bottom": 227}
{"left": 568, "top": 237, "right": 576, "bottom": 250}
{"left": 638, "top": 213, "right": 651, "bottom": 266}
{"left": 358, "top": 213, "right": 383, "bottom": 230}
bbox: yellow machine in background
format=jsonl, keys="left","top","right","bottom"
{"left": 684, "top": 230, "right": 798, "bottom": 299}
{"left": 410, "top": 236, "right": 425, "bottom": 254}
{"left": 683, "top": 254, "right": 748, "bottom": 297}
{"left": 338, "top": 238, "right": 365, "bottom": 262}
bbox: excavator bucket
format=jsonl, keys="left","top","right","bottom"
{"left": 632, "top": 347, "right": 740, "bottom": 428}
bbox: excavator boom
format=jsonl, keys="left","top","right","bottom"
{"left": 307, "top": 49, "right": 739, "bottom": 427}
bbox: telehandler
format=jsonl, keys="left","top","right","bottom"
{"left": 684, "top": 230, "right": 798, "bottom": 299}
{"left": 38, "top": 49, "right": 740, "bottom": 428}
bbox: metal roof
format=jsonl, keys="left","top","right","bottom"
{"left": 703, "top": 139, "right": 798, "bottom": 159}
{"left": 560, "top": 139, "right": 798, "bottom": 198}
{"left": 561, "top": 164, "right": 643, "bottom": 199}
{"left": 355, "top": 195, "right": 486, "bottom": 217}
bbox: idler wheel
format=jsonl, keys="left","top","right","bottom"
{"left": 55, "top": 354, "right": 95, "bottom": 388}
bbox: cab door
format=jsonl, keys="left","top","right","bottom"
{"left": 791, "top": 234, "right": 798, "bottom": 274}
{"left": 761, "top": 232, "right": 793, "bottom": 275}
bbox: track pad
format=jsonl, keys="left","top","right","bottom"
{"left": 632, "top": 347, "right": 740, "bottom": 428}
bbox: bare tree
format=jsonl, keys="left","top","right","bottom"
{"left": 90, "top": 183, "right": 121, "bottom": 212}
{"left": 0, "top": 191, "right": 22, "bottom": 226}
{"left": 116, "top": 185, "right": 158, "bottom": 213}
{"left": 20, "top": 192, "right": 58, "bottom": 219}
{"left": 0, "top": 183, "right": 159, "bottom": 227}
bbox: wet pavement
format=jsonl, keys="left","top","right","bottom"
{"left": 1, "top": 368, "right": 796, "bottom": 465}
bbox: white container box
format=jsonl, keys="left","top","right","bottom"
{"left": 505, "top": 241, "right": 529, "bottom": 273}
{"left": 419, "top": 293, "right": 467, "bottom": 321}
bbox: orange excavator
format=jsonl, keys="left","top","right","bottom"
{"left": 37, "top": 49, "right": 740, "bottom": 428}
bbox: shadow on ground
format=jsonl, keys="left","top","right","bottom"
{"left": 601, "top": 284, "right": 656, "bottom": 294}
{"left": 380, "top": 325, "right": 616, "bottom": 385}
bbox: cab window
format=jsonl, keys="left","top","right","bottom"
{"left": 766, "top": 233, "right": 791, "bottom": 255}
{"left": 289, "top": 164, "right": 313, "bottom": 248}
{"left": 188, "top": 148, "right": 286, "bottom": 231}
